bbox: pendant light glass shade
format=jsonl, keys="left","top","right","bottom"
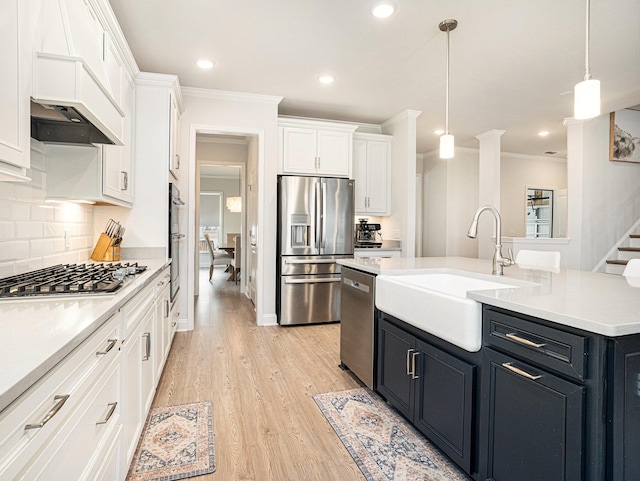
{"left": 574, "top": 78, "right": 600, "bottom": 119}
{"left": 574, "top": 0, "right": 600, "bottom": 120}
{"left": 439, "top": 134, "right": 454, "bottom": 159}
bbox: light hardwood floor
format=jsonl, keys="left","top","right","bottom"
{"left": 152, "top": 267, "right": 366, "bottom": 480}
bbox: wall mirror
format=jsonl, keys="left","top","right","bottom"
{"left": 526, "top": 188, "right": 553, "bottom": 238}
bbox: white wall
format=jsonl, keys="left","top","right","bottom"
{"left": 421, "top": 148, "right": 479, "bottom": 258}
{"left": 577, "top": 114, "right": 640, "bottom": 269}
{"left": 422, "top": 147, "right": 568, "bottom": 259}
{"left": 500, "top": 153, "right": 567, "bottom": 237}
{"left": 180, "top": 88, "right": 281, "bottom": 327}
{"left": 0, "top": 142, "right": 94, "bottom": 277}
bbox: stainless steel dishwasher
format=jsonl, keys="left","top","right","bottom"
{"left": 340, "top": 266, "right": 376, "bottom": 388}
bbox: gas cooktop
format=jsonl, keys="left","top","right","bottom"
{"left": 0, "top": 262, "right": 147, "bottom": 299}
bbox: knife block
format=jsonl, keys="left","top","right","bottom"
{"left": 90, "top": 234, "right": 121, "bottom": 261}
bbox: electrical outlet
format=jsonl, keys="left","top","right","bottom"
{"left": 64, "top": 230, "right": 70, "bottom": 249}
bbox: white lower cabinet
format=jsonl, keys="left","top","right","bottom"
{"left": 0, "top": 267, "right": 177, "bottom": 480}
{"left": 0, "top": 313, "right": 120, "bottom": 480}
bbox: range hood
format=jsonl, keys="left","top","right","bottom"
{"left": 31, "top": 0, "right": 124, "bottom": 145}
{"left": 31, "top": 102, "right": 114, "bottom": 145}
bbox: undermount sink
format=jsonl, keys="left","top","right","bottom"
{"left": 375, "top": 271, "right": 531, "bottom": 352}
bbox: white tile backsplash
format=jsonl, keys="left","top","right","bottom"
{"left": 0, "top": 164, "right": 94, "bottom": 276}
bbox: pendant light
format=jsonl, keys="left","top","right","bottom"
{"left": 439, "top": 19, "right": 457, "bottom": 159}
{"left": 574, "top": 0, "right": 600, "bottom": 119}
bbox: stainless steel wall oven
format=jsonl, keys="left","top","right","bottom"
{"left": 169, "top": 183, "right": 184, "bottom": 303}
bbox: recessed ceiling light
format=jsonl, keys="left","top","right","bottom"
{"left": 434, "top": 129, "right": 445, "bottom": 135}
{"left": 197, "top": 59, "right": 215, "bottom": 69}
{"left": 538, "top": 130, "right": 550, "bottom": 137}
{"left": 319, "top": 75, "right": 335, "bottom": 84}
{"left": 371, "top": 1, "right": 397, "bottom": 18}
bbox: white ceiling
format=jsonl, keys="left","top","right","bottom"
{"left": 109, "top": 0, "right": 640, "bottom": 157}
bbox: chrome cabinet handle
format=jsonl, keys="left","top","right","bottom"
{"left": 25, "top": 394, "right": 70, "bottom": 430}
{"left": 96, "top": 339, "right": 118, "bottom": 356}
{"left": 502, "top": 362, "right": 542, "bottom": 381}
{"left": 406, "top": 349, "right": 414, "bottom": 376}
{"left": 411, "top": 352, "right": 419, "bottom": 379}
{"left": 121, "top": 171, "right": 128, "bottom": 191}
{"left": 157, "top": 280, "right": 166, "bottom": 286}
{"left": 142, "top": 333, "right": 151, "bottom": 361}
{"left": 505, "top": 332, "right": 546, "bottom": 349}
{"left": 164, "top": 300, "right": 170, "bottom": 318}
{"left": 171, "top": 321, "right": 177, "bottom": 327}
{"left": 96, "top": 402, "right": 117, "bottom": 425}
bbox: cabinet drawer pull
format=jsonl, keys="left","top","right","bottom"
{"left": 411, "top": 351, "right": 419, "bottom": 379}
{"left": 406, "top": 349, "right": 414, "bottom": 376}
{"left": 171, "top": 322, "right": 177, "bottom": 328}
{"left": 164, "top": 300, "right": 170, "bottom": 318}
{"left": 505, "top": 332, "right": 546, "bottom": 349}
{"left": 502, "top": 362, "right": 542, "bottom": 381}
{"left": 157, "top": 280, "right": 165, "bottom": 286}
{"left": 96, "top": 338, "right": 118, "bottom": 356}
{"left": 25, "top": 394, "right": 70, "bottom": 430}
{"left": 96, "top": 402, "right": 118, "bottom": 425}
{"left": 142, "top": 332, "right": 151, "bottom": 361}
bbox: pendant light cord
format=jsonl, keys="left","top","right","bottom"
{"left": 445, "top": 28, "right": 450, "bottom": 135}
{"left": 584, "top": 0, "right": 591, "bottom": 81}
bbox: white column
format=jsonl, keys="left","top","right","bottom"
{"left": 475, "top": 129, "right": 505, "bottom": 260}
{"left": 563, "top": 117, "right": 585, "bottom": 270}
{"left": 381, "top": 109, "right": 422, "bottom": 257}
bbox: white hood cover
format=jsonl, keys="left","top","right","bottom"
{"left": 31, "top": 0, "right": 124, "bottom": 145}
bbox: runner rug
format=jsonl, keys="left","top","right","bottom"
{"left": 313, "top": 388, "right": 470, "bottom": 481}
{"left": 126, "top": 401, "right": 216, "bottom": 481}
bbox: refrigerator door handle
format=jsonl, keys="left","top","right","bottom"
{"left": 284, "top": 278, "right": 341, "bottom": 285}
{"left": 321, "top": 181, "right": 327, "bottom": 250}
{"left": 315, "top": 181, "right": 322, "bottom": 251}
{"left": 284, "top": 258, "right": 337, "bottom": 264}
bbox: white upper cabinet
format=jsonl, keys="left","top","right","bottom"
{"left": 169, "top": 90, "right": 181, "bottom": 180}
{"left": 102, "top": 73, "right": 135, "bottom": 203}
{"left": 353, "top": 133, "right": 392, "bottom": 216}
{"left": 279, "top": 118, "right": 357, "bottom": 177}
{"left": 0, "top": 0, "right": 31, "bottom": 181}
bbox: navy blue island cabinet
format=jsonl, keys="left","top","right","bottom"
{"left": 375, "top": 306, "right": 640, "bottom": 481}
{"left": 480, "top": 306, "right": 640, "bottom": 481}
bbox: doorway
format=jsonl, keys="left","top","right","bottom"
{"left": 194, "top": 134, "right": 251, "bottom": 299}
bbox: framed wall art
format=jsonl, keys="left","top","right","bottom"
{"left": 610, "top": 108, "right": 640, "bottom": 163}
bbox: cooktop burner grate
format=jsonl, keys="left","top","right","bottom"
{"left": 0, "top": 262, "right": 147, "bottom": 299}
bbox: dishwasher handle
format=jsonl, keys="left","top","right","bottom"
{"left": 342, "top": 277, "right": 371, "bottom": 293}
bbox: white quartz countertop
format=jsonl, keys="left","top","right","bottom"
{"left": 338, "top": 256, "right": 640, "bottom": 337}
{"left": 0, "top": 259, "right": 170, "bottom": 413}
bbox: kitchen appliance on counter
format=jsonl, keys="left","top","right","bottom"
{"left": 0, "top": 262, "right": 147, "bottom": 299}
{"left": 169, "top": 184, "right": 185, "bottom": 304}
{"left": 340, "top": 266, "right": 376, "bottom": 388}
{"left": 277, "top": 175, "right": 354, "bottom": 325}
{"left": 355, "top": 218, "right": 382, "bottom": 248}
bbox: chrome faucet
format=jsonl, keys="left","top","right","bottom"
{"left": 467, "top": 205, "right": 514, "bottom": 276}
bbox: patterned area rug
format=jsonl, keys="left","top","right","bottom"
{"left": 126, "top": 401, "right": 216, "bottom": 481}
{"left": 313, "top": 388, "right": 470, "bottom": 481}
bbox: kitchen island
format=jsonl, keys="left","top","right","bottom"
{"left": 338, "top": 256, "right": 640, "bottom": 481}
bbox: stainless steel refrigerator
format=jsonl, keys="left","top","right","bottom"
{"left": 277, "top": 175, "right": 354, "bottom": 325}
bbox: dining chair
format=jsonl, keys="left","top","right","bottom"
{"left": 515, "top": 249, "right": 561, "bottom": 271}
{"left": 204, "top": 233, "right": 232, "bottom": 281}
{"left": 230, "top": 235, "right": 241, "bottom": 284}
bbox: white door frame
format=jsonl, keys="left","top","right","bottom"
{"left": 186, "top": 125, "right": 265, "bottom": 329}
